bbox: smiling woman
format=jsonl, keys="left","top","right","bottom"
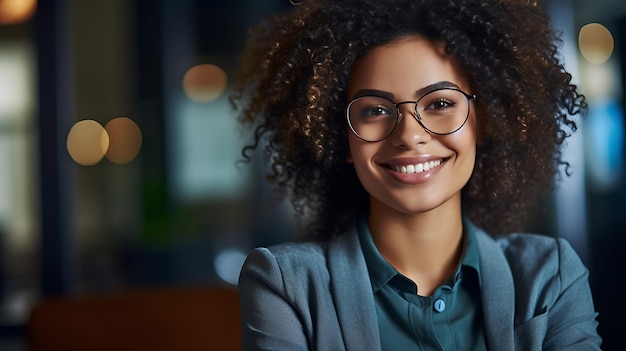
{"left": 230, "top": 0, "right": 602, "bottom": 350}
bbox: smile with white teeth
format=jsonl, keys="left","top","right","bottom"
{"left": 389, "top": 159, "right": 444, "bottom": 174}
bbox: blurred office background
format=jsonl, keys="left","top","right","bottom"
{"left": 0, "top": 0, "right": 624, "bottom": 349}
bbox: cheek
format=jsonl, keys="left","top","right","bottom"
{"left": 467, "top": 112, "right": 479, "bottom": 143}
{"left": 446, "top": 114, "right": 477, "bottom": 171}
{"left": 347, "top": 134, "right": 361, "bottom": 164}
{"left": 459, "top": 118, "right": 478, "bottom": 174}
{"left": 460, "top": 113, "right": 478, "bottom": 148}
{"left": 347, "top": 135, "right": 376, "bottom": 174}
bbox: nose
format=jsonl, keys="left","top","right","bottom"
{"left": 389, "top": 105, "right": 431, "bottom": 148}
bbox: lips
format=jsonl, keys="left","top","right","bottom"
{"left": 386, "top": 159, "right": 445, "bottom": 174}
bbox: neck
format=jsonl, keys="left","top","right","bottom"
{"left": 368, "top": 197, "right": 464, "bottom": 296}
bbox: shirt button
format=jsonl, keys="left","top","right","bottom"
{"left": 434, "top": 298, "right": 446, "bottom": 312}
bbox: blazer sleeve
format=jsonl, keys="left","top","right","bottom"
{"left": 542, "top": 238, "right": 602, "bottom": 350}
{"left": 238, "top": 247, "right": 309, "bottom": 351}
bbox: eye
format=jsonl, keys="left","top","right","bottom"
{"left": 349, "top": 96, "right": 396, "bottom": 123}
{"left": 361, "top": 105, "right": 392, "bottom": 117}
{"left": 425, "top": 98, "right": 455, "bottom": 110}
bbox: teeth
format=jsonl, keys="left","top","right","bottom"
{"left": 391, "top": 159, "right": 443, "bottom": 174}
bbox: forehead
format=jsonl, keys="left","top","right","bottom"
{"left": 347, "top": 36, "right": 470, "bottom": 99}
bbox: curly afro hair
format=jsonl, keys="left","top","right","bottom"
{"left": 230, "top": 0, "right": 585, "bottom": 239}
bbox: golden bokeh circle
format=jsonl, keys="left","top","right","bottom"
{"left": 67, "top": 120, "right": 110, "bottom": 166}
{"left": 579, "top": 23, "right": 614, "bottom": 65}
{"left": 104, "top": 117, "right": 142, "bottom": 164}
{"left": 0, "top": 0, "right": 37, "bottom": 25}
{"left": 182, "top": 64, "right": 228, "bottom": 103}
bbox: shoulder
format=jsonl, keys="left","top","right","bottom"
{"left": 477, "top": 231, "right": 601, "bottom": 348}
{"left": 239, "top": 240, "right": 332, "bottom": 295}
{"left": 244, "top": 241, "right": 329, "bottom": 276}
{"left": 477, "top": 230, "right": 589, "bottom": 302}
{"left": 493, "top": 233, "right": 587, "bottom": 279}
{"left": 248, "top": 240, "right": 328, "bottom": 266}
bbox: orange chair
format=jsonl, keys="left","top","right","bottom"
{"left": 26, "top": 286, "right": 241, "bottom": 351}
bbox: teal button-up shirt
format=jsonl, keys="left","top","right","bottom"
{"left": 358, "top": 217, "right": 487, "bottom": 351}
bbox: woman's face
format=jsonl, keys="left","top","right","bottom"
{"left": 346, "top": 36, "right": 477, "bottom": 217}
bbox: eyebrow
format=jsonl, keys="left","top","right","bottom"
{"left": 352, "top": 81, "right": 462, "bottom": 100}
{"left": 418, "top": 81, "right": 462, "bottom": 96}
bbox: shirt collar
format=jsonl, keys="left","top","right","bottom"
{"left": 461, "top": 217, "right": 481, "bottom": 283}
{"left": 357, "top": 216, "right": 397, "bottom": 292}
{"left": 357, "top": 215, "right": 482, "bottom": 293}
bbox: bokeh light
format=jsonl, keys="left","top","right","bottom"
{"left": 214, "top": 248, "right": 247, "bottom": 286}
{"left": 104, "top": 117, "right": 142, "bottom": 164}
{"left": 0, "top": 0, "right": 37, "bottom": 25}
{"left": 579, "top": 23, "right": 614, "bottom": 64}
{"left": 0, "top": 42, "right": 32, "bottom": 117}
{"left": 182, "top": 64, "right": 228, "bottom": 103}
{"left": 67, "top": 120, "right": 109, "bottom": 166}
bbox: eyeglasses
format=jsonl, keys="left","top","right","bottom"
{"left": 346, "top": 87, "right": 477, "bottom": 142}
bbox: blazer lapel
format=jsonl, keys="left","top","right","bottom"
{"left": 327, "top": 229, "right": 381, "bottom": 351}
{"left": 475, "top": 229, "right": 515, "bottom": 351}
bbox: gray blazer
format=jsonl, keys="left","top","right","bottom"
{"left": 238, "top": 222, "right": 602, "bottom": 350}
